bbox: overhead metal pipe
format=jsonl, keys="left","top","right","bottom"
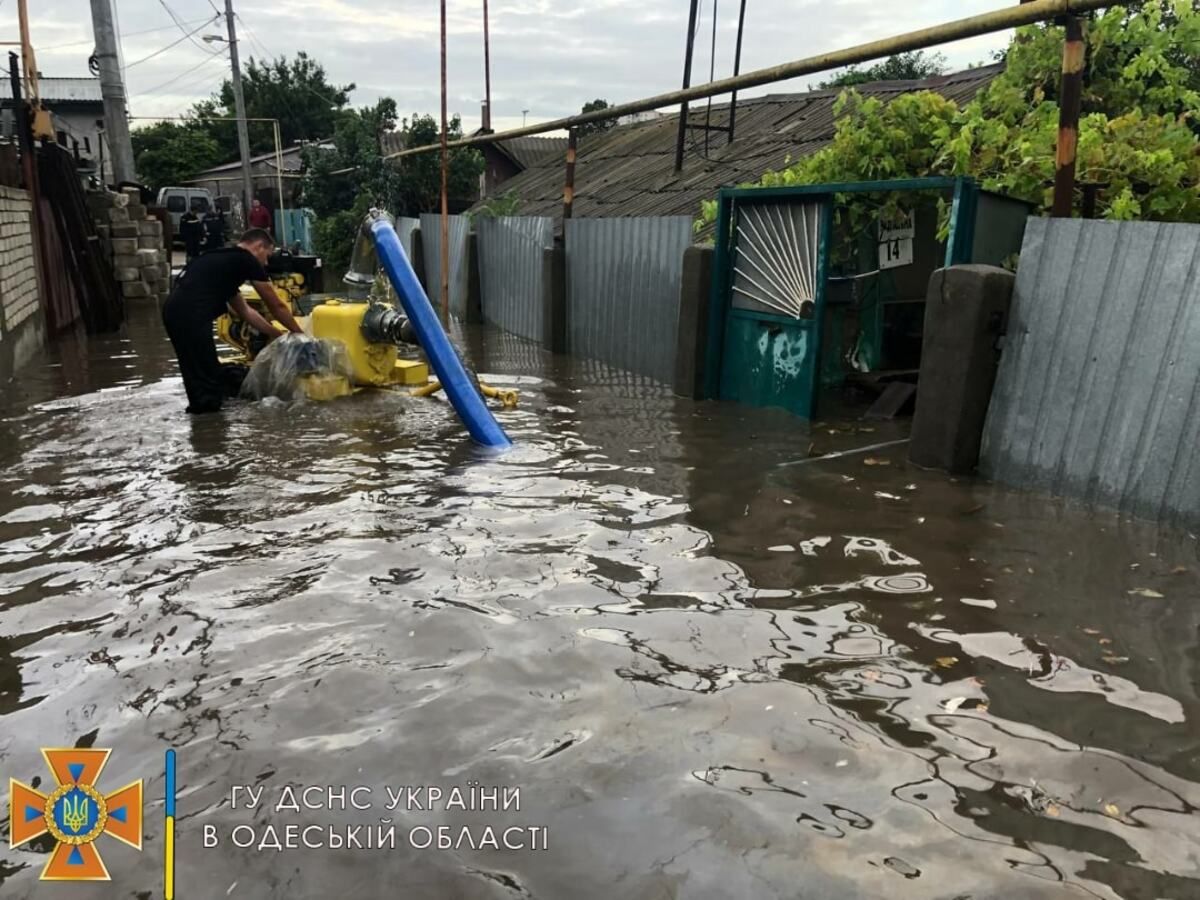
{"left": 382, "top": 0, "right": 1123, "bottom": 161}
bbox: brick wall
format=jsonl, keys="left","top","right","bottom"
{"left": 0, "top": 185, "right": 40, "bottom": 337}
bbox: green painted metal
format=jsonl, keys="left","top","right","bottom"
{"left": 703, "top": 175, "right": 1014, "bottom": 417}
{"left": 703, "top": 192, "right": 734, "bottom": 400}
{"left": 715, "top": 198, "right": 832, "bottom": 417}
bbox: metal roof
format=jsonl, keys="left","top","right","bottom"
{"left": 385, "top": 131, "right": 566, "bottom": 170}
{"left": 192, "top": 144, "right": 309, "bottom": 175}
{"left": 471, "top": 65, "right": 1002, "bottom": 225}
{"left": 491, "top": 135, "right": 569, "bottom": 169}
{"left": 0, "top": 77, "right": 102, "bottom": 104}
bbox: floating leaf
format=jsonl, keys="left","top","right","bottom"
{"left": 935, "top": 656, "right": 959, "bottom": 668}
{"left": 863, "top": 457, "right": 890, "bottom": 467}
{"left": 1046, "top": 804, "right": 1060, "bottom": 818}
{"left": 1101, "top": 655, "right": 1130, "bottom": 665}
{"left": 1128, "top": 588, "right": 1164, "bottom": 598}
{"left": 1083, "top": 627, "right": 1101, "bottom": 635}
{"left": 1104, "top": 803, "right": 1120, "bottom": 818}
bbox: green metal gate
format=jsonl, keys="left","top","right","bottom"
{"left": 704, "top": 176, "right": 1023, "bottom": 418}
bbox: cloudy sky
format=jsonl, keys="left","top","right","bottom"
{"left": 9, "top": 0, "right": 1015, "bottom": 132}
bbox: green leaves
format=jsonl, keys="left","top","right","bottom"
{"left": 696, "top": 2, "right": 1200, "bottom": 232}
{"left": 131, "top": 120, "right": 222, "bottom": 190}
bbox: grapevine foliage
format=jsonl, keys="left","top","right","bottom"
{"left": 697, "top": 2, "right": 1200, "bottom": 232}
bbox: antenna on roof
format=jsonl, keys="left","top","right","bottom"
{"left": 675, "top": 0, "right": 748, "bottom": 172}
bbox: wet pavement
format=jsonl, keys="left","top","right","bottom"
{"left": 1, "top": 304, "right": 1198, "bottom": 899}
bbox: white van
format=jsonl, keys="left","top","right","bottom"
{"left": 156, "top": 187, "right": 214, "bottom": 238}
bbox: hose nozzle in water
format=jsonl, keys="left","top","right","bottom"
{"left": 344, "top": 209, "right": 397, "bottom": 299}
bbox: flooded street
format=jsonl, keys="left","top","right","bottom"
{"left": 2, "top": 304, "right": 1198, "bottom": 899}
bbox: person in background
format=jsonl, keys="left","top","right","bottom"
{"left": 180, "top": 208, "right": 204, "bottom": 262}
{"left": 161, "top": 228, "right": 303, "bottom": 414}
{"left": 248, "top": 198, "right": 273, "bottom": 235}
{"left": 201, "top": 208, "right": 226, "bottom": 254}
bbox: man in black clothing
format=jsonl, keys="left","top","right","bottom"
{"left": 180, "top": 209, "right": 203, "bottom": 261}
{"left": 200, "top": 209, "right": 226, "bottom": 253}
{"left": 162, "top": 228, "right": 303, "bottom": 413}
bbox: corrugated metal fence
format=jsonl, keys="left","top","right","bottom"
{"left": 420, "top": 213, "right": 470, "bottom": 318}
{"left": 981, "top": 218, "right": 1200, "bottom": 527}
{"left": 477, "top": 216, "right": 553, "bottom": 341}
{"left": 395, "top": 216, "right": 419, "bottom": 262}
{"left": 565, "top": 216, "right": 693, "bottom": 383}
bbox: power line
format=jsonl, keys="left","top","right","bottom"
{"left": 157, "top": 0, "right": 210, "bottom": 53}
{"left": 38, "top": 18, "right": 214, "bottom": 52}
{"left": 133, "top": 46, "right": 226, "bottom": 96}
{"left": 126, "top": 16, "right": 220, "bottom": 69}
{"left": 235, "top": 12, "right": 345, "bottom": 109}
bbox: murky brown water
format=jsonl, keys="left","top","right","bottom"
{"left": 1, "top": 305, "right": 1198, "bottom": 899}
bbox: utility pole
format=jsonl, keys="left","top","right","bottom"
{"left": 1051, "top": 15, "right": 1085, "bottom": 218}
{"left": 482, "top": 0, "right": 493, "bottom": 132}
{"left": 439, "top": 0, "right": 450, "bottom": 324}
{"left": 87, "top": 0, "right": 135, "bottom": 183}
{"left": 224, "top": 0, "right": 255, "bottom": 219}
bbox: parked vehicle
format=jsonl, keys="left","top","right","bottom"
{"left": 156, "top": 187, "right": 214, "bottom": 241}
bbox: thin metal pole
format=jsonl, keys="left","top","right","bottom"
{"left": 704, "top": 0, "right": 718, "bottom": 156}
{"left": 87, "top": 0, "right": 135, "bottom": 183}
{"left": 1052, "top": 15, "right": 1084, "bottom": 218}
{"left": 728, "top": 0, "right": 747, "bottom": 144}
{"left": 224, "top": 0, "right": 255, "bottom": 220}
{"left": 674, "top": 0, "right": 701, "bottom": 173}
{"left": 482, "top": 0, "right": 493, "bottom": 132}
{"left": 439, "top": 0, "right": 450, "bottom": 324}
{"left": 273, "top": 119, "right": 287, "bottom": 247}
{"left": 383, "top": 0, "right": 1122, "bottom": 161}
{"left": 562, "top": 127, "right": 577, "bottom": 220}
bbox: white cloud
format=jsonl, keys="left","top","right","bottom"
{"left": 10, "top": 0, "right": 1016, "bottom": 128}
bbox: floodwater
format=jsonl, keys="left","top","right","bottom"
{"left": 1, "top": 305, "right": 1198, "bottom": 900}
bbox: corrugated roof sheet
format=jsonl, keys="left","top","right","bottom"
{"left": 0, "top": 77, "right": 102, "bottom": 104}
{"left": 473, "top": 65, "right": 1001, "bottom": 225}
{"left": 388, "top": 131, "right": 566, "bottom": 170}
{"left": 193, "top": 145, "right": 309, "bottom": 175}
{"left": 494, "top": 135, "right": 568, "bottom": 169}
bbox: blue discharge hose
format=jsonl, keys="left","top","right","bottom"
{"left": 368, "top": 214, "right": 513, "bottom": 450}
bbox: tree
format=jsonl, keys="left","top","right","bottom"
{"left": 817, "top": 52, "right": 947, "bottom": 89}
{"left": 302, "top": 105, "right": 483, "bottom": 275}
{"left": 699, "top": 4, "right": 1200, "bottom": 230}
{"left": 194, "top": 52, "right": 354, "bottom": 160}
{"left": 577, "top": 99, "right": 615, "bottom": 137}
{"left": 131, "top": 120, "right": 222, "bottom": 190}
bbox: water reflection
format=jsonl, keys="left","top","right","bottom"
{"left": 0, "top": 308, "right": 1197, "bottom": 898}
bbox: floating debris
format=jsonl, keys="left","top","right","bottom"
{"left": 960, "top": 598, "right": 997, "bottom": 609}
{"left": 1128, "top": 588, "right": 1165, "bottom": 598}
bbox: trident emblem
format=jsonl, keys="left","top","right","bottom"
{"left": 9, "top": 748, "right": 143, "bottom": 881}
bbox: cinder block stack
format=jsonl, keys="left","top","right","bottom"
{"left": 87, "top": 187, "right": 171, "bottom": 304}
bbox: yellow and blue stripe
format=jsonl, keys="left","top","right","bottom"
{"left": 164, "top": 750, "right": 176, "bottom": 900}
